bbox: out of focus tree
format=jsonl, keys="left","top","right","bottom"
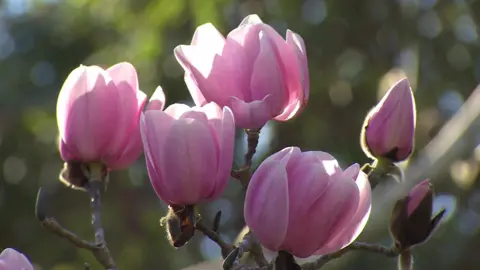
{"left": 0, "top": 0, "right": 479, "bottom": 269}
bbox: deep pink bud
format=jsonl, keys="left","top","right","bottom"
{"left": 56, "top": 62, "right": 147, "bottom": 169}
{"left": 0, "top": 248, "right": 34, "bottom": 270}
{"left": 140, "top": 90, "right": 235, "bottom": 205}
{"left": 389, "top": 180, "right": 445, "bottom": 249}
{"left": 361, "top": 78, "right": 416, "bottom": 162}
{"left": 407, "top": 179, "right": 431, "bottom": 216}
{"left": 244, "top": 147, "right": 372, "bottom": 258}
{"left": 174, "top": 14, "right": 309, "bottom": 129}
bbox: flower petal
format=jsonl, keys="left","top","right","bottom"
{"left": 245, "top": 160, "right": 289, "bottom": 251}
{"left": 164, "top": 103, "right": 192, "bottom": 119}
{"left": 159, "top": 118, "right": 218, "bottom": 204}
{"left": 305, "top": 173, "right": 359, "bottom": 256}
{"left": 107, "top": 62, "right": 139, "bottom": 91}
{"left": 57, "top": 66, "right": 120, "bottom": 161}
{"left": 146, "top": 86, "right": 166, "bottom": 111}
{"left": 212, "top": 106, "right": 235, "bottom": 196}
{"left": 250, "top": 31, "right": 285, "bottom": 114}
{"left": 314, "top": 169, "right": 370, "bottom": 255}
{"left": 141, "top": 110, "right": 176, "bottom": 204}
{"left": 240, "top": 14, "right": 264, "bottom": 26}
{"left": 286, "top": 30, "right": 309, "bottom": 104}
{"left": 226, "top": 95, "right": 274, "bottom": 128}
{"left": 0, "top": 248, "right": 33, "bottom": 270}
{"left": 191, "top": 23, "right": 226, "bottom": 54}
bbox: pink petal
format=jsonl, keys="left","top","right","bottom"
{"left": 106, "top": 91, "right": 147, "bottom": 169}
{"left": 239, "top": 14, "right": 264, "bottom": 26}
{"left": 226, "top": 95, "right": 274, "bottom": 128}
{"left": 343, "top": 163, "right": 361, "bottom": 180}
{"left": 164, "top": 103, "right": 192, "bottom": 119}
{"left": 267, "top": 146, "right": 302, "bottom": 163}
{"left": 273, "top": 99, "right": 303, "bottom": 122}
{"left": 250, "top": 31, "right": 285, "bottom": 114}
{"left": 179, "top": 109, "right": 210, "bottom": 125}
{"left": 280, "top": 164, "right": 332, "bottom": 257}
{"left": 101, "top": 79, "right": 142, "bottom": 166}
{"left": 209, "top": 105, "right": 235, "bottom": 196}
{"left": 184, "top": 72, "right": 208, "bottom": 106}
{"left": 106, "top": 62, "right": 139, "bottom": 91}
{"left": 305, "top": 173, "right": 359, "bottom": 256}
{"left": 245, "top": 160, "right": 289, "bottom": 251}
{"left": 141, "top": 111, "right": 176, "bottom": 204}
{"left": 146, "top": 86, "right": 166, "bottom": 111}
{"left": 407, "top": 179, "right": 431, "bottom": 216}
{"left": 286, "top": 30, "right": 309, "bottom": 104}
{"left": 259, "top": 25, "right": 303, "bottom": 122}
{"left": 226, "top": 23, "right": 262, "bottom": 99}
{"left": 174, "top": 45, "right": 238, "bottom": 105}
{"left": 0, "top": 248, "right": 33, "bottom": 270}
{"left": 58, "top": 138, "right": 76, "bottom": 161}
{"left": 314, "top": 169, "right": 370, "bottom": 255}
{"left": 191, "top": 23, "right": 226, "bottom": 53}
{"left": 159, "top": 118, "right": 219, "bottom": 204}
{"left": 57, "top": 66, "right": 120, "bottom": 161}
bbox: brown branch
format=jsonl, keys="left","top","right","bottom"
{"left": 301, "top": 242, "right": 400, "bottom": 270}
{"left": 36, "top": 164, "right": 117, "bottom": 270}
{"left": 231, "top": 128, "right": 261, "bottom": 189}
{"left": 85, "top": 179, "right": 116, "bottom": 269}
{"left": 39, "top": 217, "right": 116, "bottom": 269}
{"left": 195, "top": 221, "right": 234, "bottom": 256}
{"left": 234, "top": 230, "right": 268, "bottom": 268}
{"left": 244, "top": 128, "right": 261, "bottom": 168}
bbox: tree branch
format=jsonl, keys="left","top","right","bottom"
{"left": 301, "top": 242, "right": 400, "bottom": 270}
{"left": 231, "top": 128, "right": 261, "bottom": 189}
{"left": 36, "top": 187, "right": 117, "bottom": 269}
{"left": 85, "top": 179, "right": 116, "bottom": 269}
{"left": 195, "top": 221, "right": 235, "bottom": 257}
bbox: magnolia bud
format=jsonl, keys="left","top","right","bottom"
{"left": 361, "top": 78, "right": 416, "bottom": 162}
{"left": 389, "top": 180, "right": 445, "bottom": 249}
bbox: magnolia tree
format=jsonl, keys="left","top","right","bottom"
{"left": 1, "top": 14, "right": 446, "bottom": 270}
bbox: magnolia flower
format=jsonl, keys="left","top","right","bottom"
{"left": 175, "top": 14, "right": 309, "bottom": 129}
{"left": 140, "top": 87, "right": 235, "bottom": 205}
{"left": 57, "top": 62, "right": 147, "bottom": 169}
{"left": 244, "top": 147, "right": 372, "bottom": 258}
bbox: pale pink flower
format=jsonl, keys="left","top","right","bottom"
{"left": 244, "top": 147, "right": 372, "bottom": 258}
{"left": 175, "top": 14, "right": 309, "bottom": 129}
{"left": 56, "top": 62, "right": 147, "bottom": 169}
{"left": 140, "top": 88, "right": 235, "bottom": 205}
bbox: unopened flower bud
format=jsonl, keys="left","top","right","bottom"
{"left": 361, "top": 78, "right": 416, "bottom": 162}
{"left": 389, "top": 180, "right": 445, "bottom": 249}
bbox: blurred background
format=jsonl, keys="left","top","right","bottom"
{"left": 0, "top": 0, "right": 480, "bottom": 269}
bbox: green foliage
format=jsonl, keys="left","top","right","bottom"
{"left": 1, "top": 0, "right": 479, "bottom": 269}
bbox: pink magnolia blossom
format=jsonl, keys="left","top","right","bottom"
{"left": 56, "top": 62, "right": 147, "bottom": 169}
{"left": 361, "top": 78, "right": 416, "bottom": 162}
{"left": 0, "top": 248, "right": 33, "bottom": 270}
{"left": 140, "top": 87, "right": 235, "bottom": 205}
{"left": 244, "top": 147, "right": 372, "bottom": 258}
{"left": 174, "top": 14, "right": 309, "bottom": 129}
